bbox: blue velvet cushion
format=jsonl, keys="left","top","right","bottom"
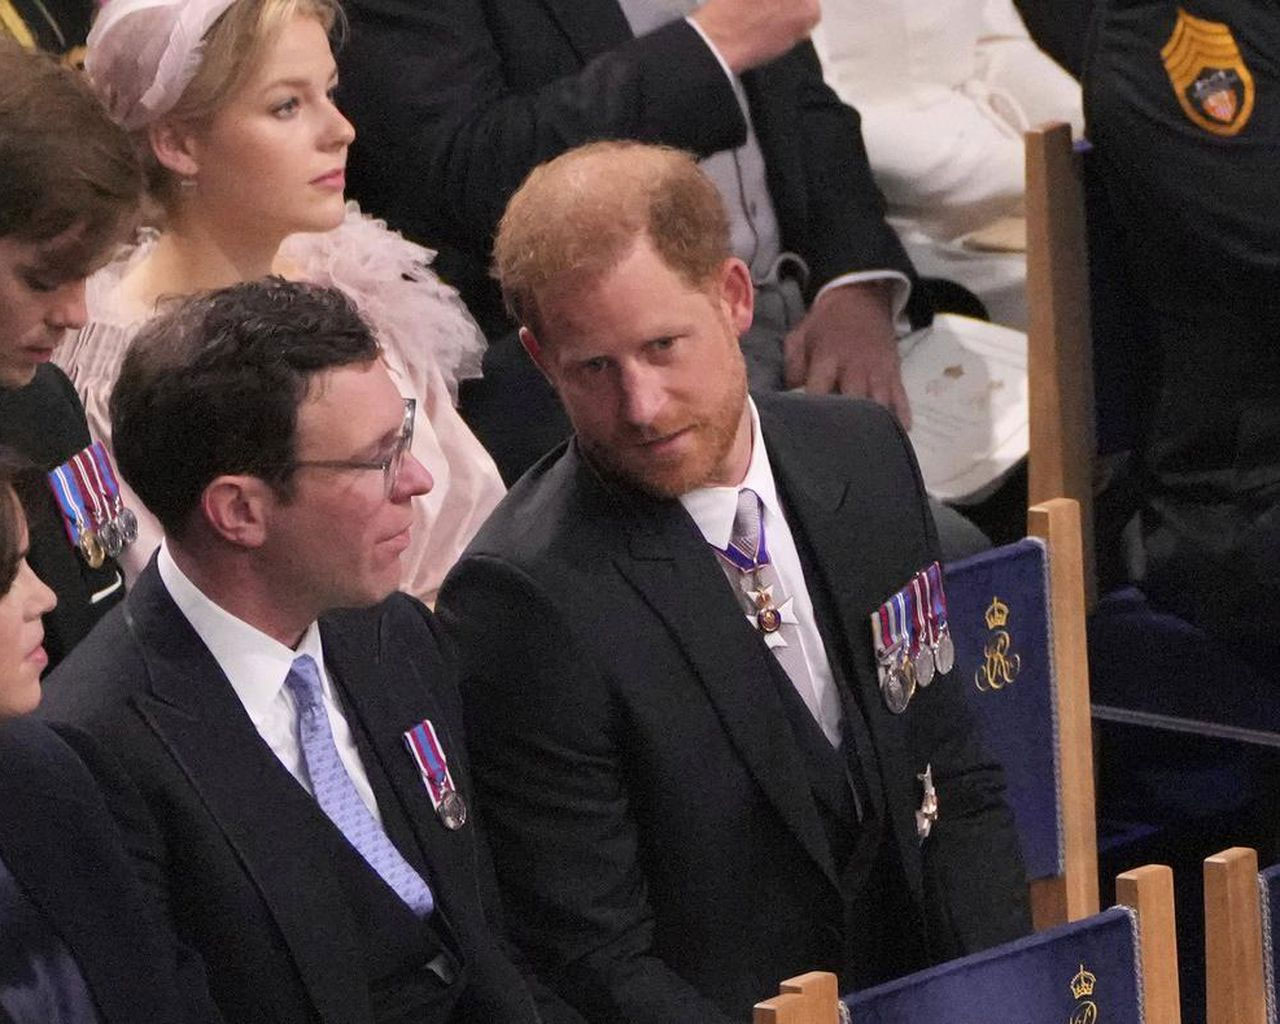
{"left": 843, "top": 906, "right": 1140, "bottom": 1023}
{"left": 945, "top": 539, "right": 1060, "bottom": 881}
{"left": 1261, "top": 862, "right": 1280, "bottom": 1021}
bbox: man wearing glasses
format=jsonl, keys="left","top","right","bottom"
{"left": 41, "top": 279, "right": 582, "bottom": 1024}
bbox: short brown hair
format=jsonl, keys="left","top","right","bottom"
{"left": 0, "top": 37, "right": 141, "bottom": 261}
{"left": 111, "top": 278, "right": 379, "bottom": 538}
{"left": 492, "top": 141, "right": 730, "bottom": 337}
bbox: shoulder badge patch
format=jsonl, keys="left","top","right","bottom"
{"left": 1162, "top": 8, "right": 1255, "bottom": 137}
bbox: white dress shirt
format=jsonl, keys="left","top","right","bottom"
{"left": 157, "top": 542, "right": 383, "bottom": 824}
{"left": 679, "top": 400, "right": 843, "bottom": 745}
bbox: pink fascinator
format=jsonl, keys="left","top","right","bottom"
{"left": 87, "top": 0, "right": 238, "bottom": 130}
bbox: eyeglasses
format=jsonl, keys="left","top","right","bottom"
{"left": 290, "top": 398, "right": 416, "bottom": 498}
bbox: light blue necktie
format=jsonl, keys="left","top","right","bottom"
{"left": 285, "top": 654, "right": 434, "bottom": 916}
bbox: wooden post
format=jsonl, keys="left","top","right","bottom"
{"left": 754, "top": 972, "right": 840, "bottom": 1024}
{"left": 1116, "top": 864, "right": 1181, "bottom": 1024}
{"left": 1204, "top": 848, "right": 1266, "bottom": 1024}
{"left": 1025, "top": 122, "right": 1097, "bottom": 607}
{"left": 754, "top": 993, "right": 809, "bottom": 1024}
{"left": 1028, "top": 498, "right": 1099, "bottom": 927}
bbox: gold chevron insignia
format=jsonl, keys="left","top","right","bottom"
{"left": 0, "top": 0, "right": 36, "bottom": 47}
{"left": 1161, "top": 8, "right": 1254, "bottom": 136}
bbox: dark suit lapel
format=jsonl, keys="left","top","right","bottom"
{"left": 539, "top": 0, "right": 632, "bottom": 61}
{"left": 122, "top": 567, "right": 373, "bottom": 1024}
{"left": 593, "top": 468, "right": 839, "bottom": 891}
{"left": 758, "top": 405, "right": 927, "bottom": 899}
{"left": 319, "top": 614, "right": 476, "bottom": 922}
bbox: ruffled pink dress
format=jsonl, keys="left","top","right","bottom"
{"left": 55, "top": 203, "right": 505, "bottom": 605}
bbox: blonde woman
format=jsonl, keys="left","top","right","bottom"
{"left": 56, "top": 0, "right": 504, "bottom": 604}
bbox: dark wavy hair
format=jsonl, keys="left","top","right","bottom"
{"left": 109, "top": 278, "right": 381, "bottom": 538}
{"left": 0, "top": 37, "right": 141, "bottom": 261}
{"left": 0, "top": 447, "right": 42, "bottom": 596}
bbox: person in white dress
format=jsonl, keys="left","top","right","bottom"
{"left": 812, "top": 0, "right": 1083, "bottom": 328}
{"left": 56, "top": 0, "right": 504, "bottom": 604}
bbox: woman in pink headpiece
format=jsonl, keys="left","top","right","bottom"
{"left": 55, "top": 0, "right": 504, "bottom": 604}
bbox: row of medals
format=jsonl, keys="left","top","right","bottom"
{"left": 882, "top": 627, "right": 954, "bottom": 715}
{"left": 79, "top": 503, "right": 139, "bottom": 568}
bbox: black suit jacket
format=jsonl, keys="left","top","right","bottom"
{"left": 338, "top": 0, "right": 924, "bottom": 338}
{"left": 40, "top": 565, "right": 573, "bottom": 1024}
{"left": 437, "top": 393, "right": 1030, "bottom": 1023}
{"left": 0, "top": 716, "right": 218, "bottom": 1024}
{"left": 0, "top": 365, "right": 124, "bottom": 673}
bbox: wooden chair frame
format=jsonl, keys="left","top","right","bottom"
{"left": 1027, "top": 497, "right": 1098, "bottom": 929}
{"left": 1203, "top": 847, "right": 1267, "bottom": 1024}
{"left": 753, "top": 864, "right": 1177, "bottom": 1023}
{"left": 1025, "top": 121, "right": 1097, "bottom": 608}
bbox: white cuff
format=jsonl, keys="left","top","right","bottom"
{"left": 815, "top": 271, "right": 913, "bottom": 336}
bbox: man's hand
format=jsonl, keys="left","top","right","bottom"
{"left": 690, "top": 0, "right": 819, "bottom": 74}
{"left": 783, "top": 280, "right": 913, "bottom": 429}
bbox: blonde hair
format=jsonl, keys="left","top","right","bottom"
{"left": 145, "top": 0, "right": 343, "bottom": 206}
{"left": 493, "top": 141, "right": 731, "bottom": 338}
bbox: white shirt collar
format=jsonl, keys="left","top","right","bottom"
{"left": 679, "top": 398, "right": 782, "bottom": 549}
{"left": 156, "top": 541, "right": 325, "bottom": 722}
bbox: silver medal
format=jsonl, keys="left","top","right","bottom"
{"left": 914, "top": 645, "right": 936, "bottom": 688}
{"left": 98, "top": 519, "right": 123, "bottom": 558}
{"left": 117, "top": 506, "right": 139, "bottom": 544}
{"left": 881, "top": 658, "right": 917, "bottom": 715}
{"left": 933, "top": 631, "right": 955, "bottom": 676}
{"left": 438, "top": 787, "right": 468, "bottom": 830}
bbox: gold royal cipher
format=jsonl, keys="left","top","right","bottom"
{"left": 974, "top": 595, "right": 1021, "bottom": 693}
{"left": 1068, "top": 963, "right": 1098, "bottom": 1024}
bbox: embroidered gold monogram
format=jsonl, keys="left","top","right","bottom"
{"left": 1068, "top": 963, "right": 1098, "bottom": 1024}
{"left": 1161, "top": 8, "right": 1255, "bottom": 137}
{"left": 974, "top": 595, "right": 1022, "bottom": 692}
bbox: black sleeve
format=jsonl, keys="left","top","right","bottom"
{"left": 46, "top": 722, "right": 227, "bottom": 1024}
{"left": 339, "top": 3, "right": 742, "bottom": 263}
{"left": 438, "top": 558, "right": 736, "bottom": 1024}
{"left": 877, "top": 402, "right": 1032, "bottom": 955}
{"left": 748, "top": 41, "right": 920, "bottom": 301}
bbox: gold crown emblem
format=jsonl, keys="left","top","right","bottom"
{"left": 984, "top": 596, "right": 1010, "bottom": 631}
{"left": 1070, "top": 963, "right": 1097, "bottom": 1000}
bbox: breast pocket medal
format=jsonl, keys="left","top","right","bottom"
{"left": 870, "top": 562, "right": 955, "bottom": 714}
{"left": 47, "top": 443, "right": 138, "bottom": 567}
{"left": 403, "top": 718, "right": 468, "bottom": 831}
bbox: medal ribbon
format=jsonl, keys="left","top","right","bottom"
{"left": 69, "top": 449, "right": 109, "bottom": 532}
{"left": 910, "top": 574, "right": 930, "bottom": 652}
{"left": 893, "top": 590, "right": 915, "bottom": 660}
{"left": 925, "top": 561, "right": 948, "bottom": 633}
{"left": 48, "top": 463, "right": 91, "bottom": 546}
{"left": 402, "top": 720, "right": 456, "bottom": 807}
{"left": 88, "top": 442, "right": 123, "bottom": 508}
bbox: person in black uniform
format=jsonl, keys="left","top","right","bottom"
{"left": 1083, "top": 0, "right": 1280, "bottom": 678}
{"left": 0, "top": 37, "right": 143, "bottom": 672}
